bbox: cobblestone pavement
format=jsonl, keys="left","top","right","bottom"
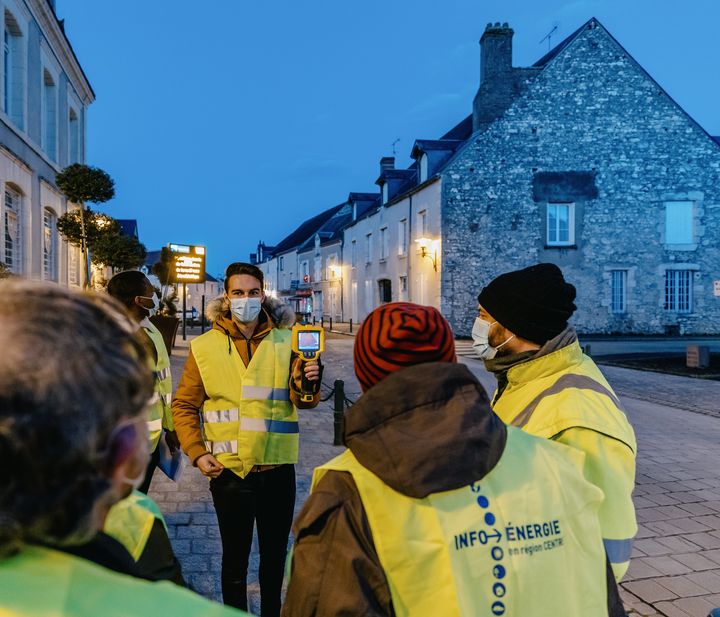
{"left": 152, "top": 333, "right": 720, "bottom": 616}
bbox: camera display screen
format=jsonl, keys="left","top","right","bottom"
{"left": 298, "top": 331, "right": 321, "bottom": 352}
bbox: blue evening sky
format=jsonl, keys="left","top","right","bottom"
{"left": 59, "top": 0, "right": 720, "bottom": 277}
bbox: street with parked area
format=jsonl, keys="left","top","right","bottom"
{"left": 150, "top": 331, "right": 720, "bottom": 617}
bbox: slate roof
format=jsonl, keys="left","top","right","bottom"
{"left": 270, "top": 204, "right": 344, "bottom": 256}
{"left": 117, "top": 219, "right": 139, "bottom": 238}
{"left": 712, "top": 136, "right": 720, "bottom": 146}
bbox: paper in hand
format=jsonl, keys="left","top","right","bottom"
{"left": 157, "top": 433, "right": 187, "bottom": 482}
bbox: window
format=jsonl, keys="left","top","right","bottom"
{"left": 279, "top": 256, "right": 284, "bottom": 271}
{"left": 665, "top": 201, "right": 694, "bottom": 245}
{"left": 380, "top": 227, "right": 388, "bottom": 260}
{"left": 3, "top": 11, "right": 24, "bottom": 129}
{"left": 3, "top": 187, "right": 21, "bottom": 273}
{"left": 314, "top": 257, "right": 321, "bottom": 282}
{"left": 68, "top": 108, "right": 79, "bottom": 164}
{"left": 547, "top": 203, "right": 575, "bottom": 246}
{"left": 301, "top": 260, "right": 309, "bottom": 280}
{"left": 327, "top": 255, "right": 337, "bottom": 280}
{"left": 417, "top": 210, "right": 427, "bottom": 238}
{"left": 399, "top": 275, "right": 408, "bottom": 300}
{"left": 365, "top": 233, "right": 372, "bottom": 264}
{"left": 351, "top": 239, "right": 357, "bottom": 267}
{"left": 610, "top": 270, "right": 627, "bottom": 314}
{"left": 68, "top": 242, "right": 80, "bottom": 285}
{"left": 398, "top": 219, "right": 408, "bottom": 256}
{"left": 364, "top": 280, "right": 373, "bottom": 313}
{"left": 378, "top": 279, "right": 392, "bottom": 303}
{"left": 664, "top": 270, "right": 693, "bottom": 313}
{"left": 381, "top": 184, "right": 388, "bottom": 205}
{"left": 42, "top": 70, "right": 57, "bottom": 161}
{"left": 419, "top": 154, "right": 428, "bottom": 183}
{"left": 43, "top": 208, "right": 57, "bottom": 281}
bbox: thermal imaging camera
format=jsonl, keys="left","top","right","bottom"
{"left": 292, "top": 324, "right": 325, "bottom": 402}
{"left": 292, "top": 324, "right": 325, "bottom": 360}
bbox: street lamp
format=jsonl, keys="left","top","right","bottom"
{"left": 415, "top": 237, "right": 439, "bottom": 271}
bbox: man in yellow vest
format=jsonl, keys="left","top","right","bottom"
{"left": 0, "top": 279, "right": 247, "bottom": 616}
{"left": 173, "top": 262, "right": 321, "bottom": 615}
{"left": 107, "top": 270, "right": 178, "bottom": 494}
{"left": 471, "top": 263, "right": 637, "bottom": 580}
{"left": 283, "top": 302, "right": 626, "bottom": 617}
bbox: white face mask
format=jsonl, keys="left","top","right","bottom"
{"left": 230, "top": 297, "right": 262, "bottom": 323}
{"left": 471, "top": 317, "right": 515, "bottom": 360}
{"left": 136, "top": 295, "right": 159, "bottom": 317}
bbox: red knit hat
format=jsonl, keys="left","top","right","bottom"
{"left": 354, "top": 302, "right": 456, "bottom": 392}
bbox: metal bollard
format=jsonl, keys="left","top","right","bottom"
{"left": 329, "top": 317, "right": 333, "bottom": 331}
{"left": 349, "top": 318, "right": 353, "bottom": 333}
{"left": 333, "top": 379, "right": 345, "bottom": 446}
{"left": 321, "top": 317, "right": 324, "bottom": 329}
{"left": 313, "top": 316, "right": 316, "bottom": 326}
{"left": 583, "top": 343, "right": 591, "bottom": 357}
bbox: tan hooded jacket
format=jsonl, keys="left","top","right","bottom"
{"left": 172, "top": 296, "right": 321, "bottom": 466}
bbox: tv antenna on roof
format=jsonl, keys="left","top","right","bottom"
{"left": 391, "top": 138, "right": 400, "bottom": 156}
{"left": 540, "top": 24, "right": 558, "bottom": 52}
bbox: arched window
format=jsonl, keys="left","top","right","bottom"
{"left": 43, "top": 69, "right": 57, "bottom": 161}
{"left": 43, "top": 207, "right": 57, "bottom": 281}
{"left": 68, "top": 107, "right": 79, "bottom": 163}
{"left": 3, "top": 10, "right": 25, "bottom": 129}
{"left": 3, "top": 185, "right": 22, "bottom": 273}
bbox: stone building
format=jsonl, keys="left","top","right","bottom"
{"left": 441, "top": 19, "right": 720, "bottom": 335}
{"left": 0, "top": 0, "right": 93, "bottom": 285}
{"left": 254, "top": 17, "right": 720, "bottom": 335}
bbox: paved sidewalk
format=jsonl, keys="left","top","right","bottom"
{"left": 152, "top": 334, "right": 720, "bottom": 617}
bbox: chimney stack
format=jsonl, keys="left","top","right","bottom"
{"left": 480, "top": 22, "right": 514, "bottom": 85}
{"left": 473, "top": 22, "right": 515, "bottom": 132}
{"left": 380, "top": 157, "right": 395, "bottom": 173}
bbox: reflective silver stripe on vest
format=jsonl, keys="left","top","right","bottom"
{"left": 154, "top": 367, "right": 171, "bottom": 381}
{"left": 604, "top": 538, "right": 633, "bottom": 563}
{"left": 208, "top": 440, "right": 238, "bottom": 455}
{"left": 147, "top": 419, "right": 163, "bottom": 432}
{"left": 163, "top": 393, "right": 172, "bottom": 405}
{"left": 242, "top": 386, "right": 291, "bottom": 402}
{"left": 510, "top": 374, "right": 623, "bottom": 429}
{"left": 203, "top": 408, "right": 239, "bottom": 424}
{"left": 240, "top": 417, "right": 299, "bottom": 434}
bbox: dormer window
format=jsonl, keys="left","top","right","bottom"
{"left": 381, "top": 183, "right": 388, "bottom": 205}
{"left": 419, "top": 153, "right": 429, "bottom": 183}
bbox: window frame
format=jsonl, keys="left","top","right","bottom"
{"left": 546, "top": 202, "right": 575, "bottom": 247}
{"left": 3, "top": 186, "right": 22, "bottom": 273}
{"left": 43, "top": 207, "right": 57, "bottom": 281}
{"left": 398, "top": 219, "right": 408, "bottom": 257}
{"left": 664, "top": 269, "right": 693, "bottom": 314}
{"left": 610, "top": 269, "right": 627, "bottom": 314}
{"left": 379, "top": 226, "right": 388, "bottom": 261}
{"left": 664, "top": 201, "right": 694, "bottom": 247}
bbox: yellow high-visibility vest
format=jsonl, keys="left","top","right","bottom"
{"left": 191, "top": 327, "right": 297, "bottom": 478}
{"left": 313, "top": 427, "right": 608, "bottom": 617}
{"left": 0, "top": 544, "right": 248, "bottom": 616}
{"left": 492, "top": 340, "right": 637, "bottom": 579}
{"left": 143, "top": 321, "right": 173, "bottom": 450}
{"left": 103, "top": 490, "right": 166, "bottom": 561}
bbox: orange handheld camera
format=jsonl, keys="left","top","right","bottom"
{"left": 291, "top": 324, "right": 325, "bottom": 402}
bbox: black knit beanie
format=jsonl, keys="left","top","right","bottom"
{"left": 477, "top": 263, "right": 577, "bottom": 345}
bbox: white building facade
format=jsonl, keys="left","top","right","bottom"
{"left": 0, "top": 0, "right": 92, "bottom": 285}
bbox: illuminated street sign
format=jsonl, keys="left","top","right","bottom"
{"left": 168, "top": 243, "right": 206, "bottom": 284}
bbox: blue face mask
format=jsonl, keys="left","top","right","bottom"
{"left": 230, "top": 298, "right": 262, "bottom": 323}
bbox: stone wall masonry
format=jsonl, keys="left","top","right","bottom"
{"left": 441, "top": 21, "right": 720, "bottom": 336}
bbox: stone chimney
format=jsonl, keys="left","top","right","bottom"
{"left": 473, "top": 22, "right": 515, "bottom": 132}
{"left": 380, "top": 156, "right": 395, "bottom": 173}
{"left": 480, "top": 22, "right": 514, "bottom": 84}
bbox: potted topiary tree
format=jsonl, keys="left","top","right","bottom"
{"left": 55, "top": 163, "right": 115, "bottom": 288}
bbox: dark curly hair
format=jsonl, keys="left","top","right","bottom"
{"left": 0, "top": 280, "right": 153, "bottom": 556}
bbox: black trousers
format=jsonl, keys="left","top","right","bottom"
{"left": 209, "top": 464, "right": 296, "bottom": 616}
{"left": 138, "top": 441, "right": 160, "bottom": 495}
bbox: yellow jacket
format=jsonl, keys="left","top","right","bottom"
{"left": 492, "top": 340, "right": 637, "bottom": 580}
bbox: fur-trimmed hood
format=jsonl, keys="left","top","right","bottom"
{"left": 205, "top": 295, "right": 295, "bottom": 329}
